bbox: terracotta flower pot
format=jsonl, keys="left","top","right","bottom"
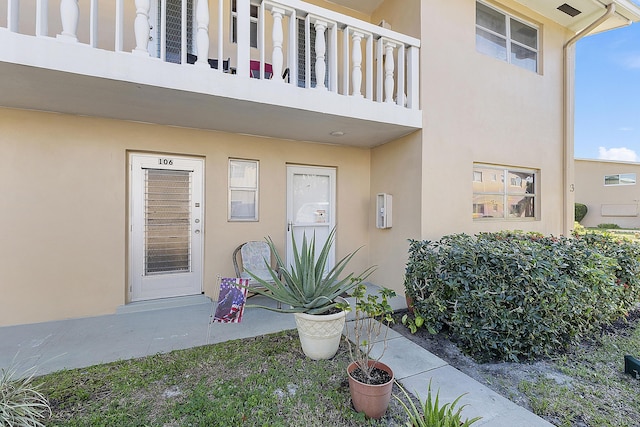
{"left": 347, "top": 360, "right": 394, "bottom": 419}
{"left": 406, "top": 295, "right": 414, "bottom": 314}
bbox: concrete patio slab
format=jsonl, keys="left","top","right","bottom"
{"left": 0, "top": 288, "right": 553, "bottom": 426}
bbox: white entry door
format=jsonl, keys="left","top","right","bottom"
{"left": 129, "top": 153, "right": 204, "bottom": 302}
{"left": 286, "top": 165, "right": 336, "bottom": 272}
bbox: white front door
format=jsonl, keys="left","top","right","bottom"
{"left": 286, "top": 165, "right": 336, "bottom": 272}
{"left": 129, "top": 153, "right": 204, "bottom": 302}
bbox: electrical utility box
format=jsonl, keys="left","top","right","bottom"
{"left": 376, "top": 193, "right": 392, "bottom": 229}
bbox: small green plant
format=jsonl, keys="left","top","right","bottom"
{"left": 575, "top": 203, "right": 588, "bottom": 223}
{"left": 0, "top": 365, "right": 51, "bottom": 427}
{"left": 394, "top": 380, "right": 481, "bottom": 427}
{"left": 246, "top": 227, "right": 374, "bottom": 314}
{"left": 597, "top": 223, "right": 621, "bottom": 229}
{"left": 402, "top": 313, "right": 425, "bottom": 334}
{"left": 345, "top": 283, "right": 396, "bottom": 383}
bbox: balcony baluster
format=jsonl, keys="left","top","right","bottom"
{"left": 133, "top": 0, "right": 150, "bottom": 56}
{"left": 196, "top": 0, "right": 210, "bottom": 68}
{"left": 58, "top": 0, "right": 79, "bottom": 42}
{"left": 314, "top": 20, "right": 327, "bottom": 90}
{"left": 384, "top": 41, "right": 396, "bottom": 104}
{"left": 351, "top": 31, "right": 363, "bottom": 97}
{"left": 270, "top": 7, "right": 285, "bottom": 82}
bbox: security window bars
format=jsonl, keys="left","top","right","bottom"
{"left": 604, "top": 173, "right": 636, "bottom": 186}
{"left": 297, "top": 18, "right": 329, "bottom": 88}
{"left": 156, "top": 0, "right": 194, "bottom": 64}
{"left": 473, "top": 164, "right": 537, "bottom": 220}
{"left": 229, "top": 159, "right": 259, "bottom": 221}
{"left": 476, "top": 1, "right": 538, "bottom": 72}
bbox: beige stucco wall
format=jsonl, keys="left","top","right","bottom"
{"left": 369, "top": 131, "right": 423, "bottom": 291}
{"left": 418, "top": 0, "right": 568, "bottom": 240}
{"left": 0, "top": 107, "right": 371, "bottom": 327}
{"left": 575, "top": 159, "right": 640, "bottom": 228}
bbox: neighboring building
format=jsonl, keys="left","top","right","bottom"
{"left": 2, "top": 0, "right": 639, "bottom": 326}
{"left": 575, "top": 158, "right": 640, "bottom": 228}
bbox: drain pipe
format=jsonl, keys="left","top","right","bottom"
{"left": 563, "top": 3, "right": 633, "bottom": 235}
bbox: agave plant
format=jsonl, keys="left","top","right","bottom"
{"left": 394, "top": 380, "right": 481, "bottom": 427}
{"left": 246, "top": 227, "right": 374, "bottom": 314}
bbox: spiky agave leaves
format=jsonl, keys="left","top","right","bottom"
{"left": 246, "top": 227, "right": 375, "bottom": 314}
{"left": 0, "top": 364, "right": 51, "bottom": 427}
{"left": 394, "top": 380, "right": 481, "bottom": 427}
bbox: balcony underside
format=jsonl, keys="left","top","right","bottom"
{"left": 0, "top": 32, "right": 421, "bottom": 148}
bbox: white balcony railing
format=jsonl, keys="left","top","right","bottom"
{"left": 2, "top": 0, "right": 420, "bottom": 110}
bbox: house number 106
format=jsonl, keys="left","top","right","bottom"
{"left": 159, "top": 158, "right": 173, "bottom": 165}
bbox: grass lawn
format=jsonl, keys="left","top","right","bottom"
{"left": 518, "top": 313, "right": 640, "bottom": 427}
{"left": 33, "top": 330, "right": 409, "bottom": 426}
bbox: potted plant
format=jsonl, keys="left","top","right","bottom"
{"left": 343, "top": 283, "right": 397, "bottom": 419}
{"left": 246, "top": 228, "right": 374, "bottom": 360}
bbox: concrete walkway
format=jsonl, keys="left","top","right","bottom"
{"left": 0, "top": 292, "right": 553, "bottom": 426}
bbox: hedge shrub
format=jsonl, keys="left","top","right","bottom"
{"left": 404, "top": 231, "right": 640, "bottom": 362}
{"left": 575, "top": 203, "right": 588, "bottom": 223}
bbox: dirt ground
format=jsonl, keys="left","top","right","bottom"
{"left": 391, "top": 311, "right": 572, "bottom": 412}
{"left": 391, "top": 309, "right": 640, "bottom": 427}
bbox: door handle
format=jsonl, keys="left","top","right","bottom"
{"left": 287, "top": 221, "right": 293, "bottom": 231}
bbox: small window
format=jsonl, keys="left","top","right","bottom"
{"left": 231, "top": 0, "right": 258, "bottom": 48}
{"left": 229, "top": 159, "right": 259, "bottom": 221}
{"left": 604, "top": 173, "right": 636, "bottom": 186}
{"left": 476, "top": 1, "right": 538, "bottom": 72}
{"left": 473, "top": 164, "right": 537, "bottom": 220}
{"left": 473, "top": 171, "right": 483, "bottom": 182}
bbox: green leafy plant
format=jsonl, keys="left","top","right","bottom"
{"left": 345, "top": 283, "right": 396, "bottom": 383}
{"left": 574, "top": 203, "right": 588, "bottom": 223}
{"left": 402, "top": 231, "right": 640, "bottom": 362}
{"left": 246, "top": 227, "right": 375, "bottom": 314}
{"left": 394, "top": 380, "right": 481, "bottom": 427}
{"left": 403, "top": 239, "right": 448, "bottom": 335}
{"left": 1, "top": 365, "right": 51, "bottom": 427}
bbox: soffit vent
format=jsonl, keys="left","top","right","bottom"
{"left": 557, "top": 3, "right": 582, "bottom": 17}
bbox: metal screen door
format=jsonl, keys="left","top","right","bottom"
{"left": 129, "top": 153, "right": 204, "bottom": 302}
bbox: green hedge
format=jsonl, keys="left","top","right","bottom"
{"left": 404, "top": 231, "right": 640, "bottom": 362}
{"left": 575, "top": 203, "right": 588, "bottom": 223}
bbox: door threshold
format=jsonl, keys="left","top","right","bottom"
{"left": 116, "top": 295, "right": 212, "bottom": 314}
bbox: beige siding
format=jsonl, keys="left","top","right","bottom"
{"left": 575, "top": 159, "right": 640, "bottom": 228}
{"left": 419, "top": 0, "right": 568, "bottom": 239}
{"left": 0, "top": 108, "right": 371, "bottom": 326}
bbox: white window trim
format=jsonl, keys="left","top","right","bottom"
{"left": 228, "top": 158, "right": 259, "bottom": 221}
{"left": 473, "top": 164, "right": 538, "bottom": 221}
{"left": 476, "top": 0, "right": 539, "bottom": 72}
{"left": 231, "top": 0, "right": 259, "bottom": 48}
{"left": 604, "top": 173, "right": 637, "bottom": 186}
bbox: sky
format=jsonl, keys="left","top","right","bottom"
{"left": 575, "top": 19, "right": 640, "bottom": 161}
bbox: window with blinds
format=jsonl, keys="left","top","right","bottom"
{"left": 144, "top": 169, "right": 192, "bottom": 275}
{"left": 156, "top": 0, "right": 194, "bottom": 63}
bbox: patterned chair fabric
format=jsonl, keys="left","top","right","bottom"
{"left": 233, "top": 241, "right": 275, "bottom": 286}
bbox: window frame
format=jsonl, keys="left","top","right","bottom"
{"left": 475, "top": 0, "right": 539, "bottom": 73}
{"left": 228, "top": 158, "right": 259, "bottom": 222}
{"left": 472, "top": 164, "right": 538, "bottom": 221}
{"left": 604, "top": 173, "right": 637, "bottom": 186}
{"left": 231, "top": 0, "right": 259, "bottom": 49}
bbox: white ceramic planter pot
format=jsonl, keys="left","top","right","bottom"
{"left": 294, "top": 310, "right": 346, "bottom": 360}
